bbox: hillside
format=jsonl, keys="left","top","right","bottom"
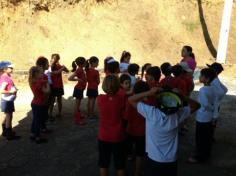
{"left": 0, "top": 0, "right": 235, "bottom": 71}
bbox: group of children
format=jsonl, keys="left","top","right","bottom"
{"left": 0, "top": 45, "right": 228, "bottom": 176}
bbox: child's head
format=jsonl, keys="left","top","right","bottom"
{"left": 128, "top": 63, "right": 139, "bottom": 76}
{"left": 51, "top": 53, "right": 60, "bottom": 65}
{"left": 171, "top": 65, "right": 183, "bottom": 77}
{"left": 141, "top": 63, "right": 152, "bottom": 78}
{"left": 206, "top": 62, "right": 223, "bottom": 75}
{"left": 160, "top": 62, "right": 172, "bottom": 76}
{"left": 156, "top": 91, "right": 182, "bottom": 115}
{"left": 1, "top": 61, "right": 14, "bottom": 74}
{"left": 120, "top": 51, "right": 131, "bottom": 63}
{"left": 181, "top": 45, "right": 195, "bottom": 59}
{"left": 199, "top": 68, "right": 216, "bottom": 85}
{"left": 36, "top": 56, "right": 49, "bottom": 71}
{"left": 146, "top": 66, "right": 161, "bottom": 82}
{"left": 102, "top": 75, "right": 120, "bottom": 95}
{"left": 71, "top": 57, "right": 86, "bottom": 72}
{"left": 119, "top": 74, "right": 131, "bottom": 91}
{"left": 107, "top": 61, "right": 120, "bottom": 75}
{"left": 85, "top": 56, "right": 99, "bottom": 72}
{"left": 28, "top": 66, "right": 43, "bottom": 86}
{"left": 133, "top": 80, "right": 150, "bottom": 94}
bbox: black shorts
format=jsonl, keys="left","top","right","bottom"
{"left": 145, "top": 157, "right": 177, "bottom": 176}
{"left": 86, "top": 89, "right": 98, "bottom": 98}
{"left": 98, "top": 140, "right": 126, "bottom": 170}
{"left": 73, "top": 88, "right": 84, "bottom": 99}
{"left": 126, "top": 135, "right": 145, "bottom": 157}
{"left": 51, "top": 87, "right": 64, "bottom": 97}
{"left": 1, "top": 99, "right": 15, "bottom": 113}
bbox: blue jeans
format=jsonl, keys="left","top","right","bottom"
{"left": 31, "top": 104, "right": 45, "bottom": 137}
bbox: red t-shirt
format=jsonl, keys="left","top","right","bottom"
{"left": 75, "top": 68, "right": 87, "bottom": 90}
{"left": 147, "top": 80, "right": 159, "bottom": 88}
{"left": 97, "top": 94, "right": 126, "bottom": 142}
{"left": 51, "top": 64, "right": 63, "bottom": 88}
{"left": 0, "top": 74, "right": 14, "bottom": 91}
{"left": 124, "top": 102, "right": 145, "bottom": 136}
{"left": 172, "top": 77, "right": 188, "bottom": 96}
{"left": 179, "top": 74, "right": 193, "bottom": 95}
{"left": 159, "top": 76, "right": 175, "bottom": 89}
{"left": 31, "top": 78, "right": 48, "bottom": 105}
{"left": 86, "top": 68, "right": 99, "bottom": 90}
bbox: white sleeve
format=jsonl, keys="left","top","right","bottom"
{"left": 137, "top": 102, "right": 156, "bottom": 121}
{"left": 177, "top": 106, "right": 191, "bottom": 124}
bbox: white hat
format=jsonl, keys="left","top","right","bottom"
{"left": 179, "top": 62, "right": 192, "bottom": 73}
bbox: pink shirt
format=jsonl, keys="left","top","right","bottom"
{"left": 181, "top": 56, "right": 197, "bottom": 72}
{"left": 0, "top": 73, "right": 16, "bottom": 101}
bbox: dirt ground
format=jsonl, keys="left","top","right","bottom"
{"left": 0, "top": 74, "right": 236, "bottom": 176}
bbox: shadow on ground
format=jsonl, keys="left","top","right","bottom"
{"left": 0, "top": 92, "right": 236, "bottom": 176}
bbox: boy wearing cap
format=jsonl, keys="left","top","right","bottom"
{"left": 207, "top": 62, "right": 228, "bottom": 141}
{"left": 0, "top": 61, "right": 20, "bottom": 140}
{"left": 128, "top": 87, "right": 200, "bottom": 176}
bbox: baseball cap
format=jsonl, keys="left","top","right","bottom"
{"left": 206, "top": 62, "right": 223, "bottom": 74}
{"left": 1, "top": 61, "right": 15, "bottom": 68}
{"left": 156, "top": 91, "right": 182, "bottom": 115}
{"left": 179, "top": 62, "right": 193, "bottom": 73}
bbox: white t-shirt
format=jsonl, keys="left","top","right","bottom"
{"left": 44, "top": 69, "right": 52, "bottom": 85}
{"left": 119, "top": 63, "right": 129, "bottom": 73}
{"left": 129, "top": 75, "right": 137, "bottom": 88}
{"left": 196, "top": 86, "right": 215, "bottom": 122}
{"left": 137, "top": 102, "right": 191, "bottom": 163}
{"left": 210, "top": 77, "right": 228, "bottom": 119}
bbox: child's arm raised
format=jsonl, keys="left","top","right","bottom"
{"left": 129, "top": 87, "right": 162, "bottom": 109}
{"left": 68, "top": 72, "right": 85, "bottom": 83}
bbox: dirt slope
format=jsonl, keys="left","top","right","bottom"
{"left": 0, "top": 0, "right": 235, "bottom": 71}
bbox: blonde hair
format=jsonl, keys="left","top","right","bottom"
{"left": 102, "top": 75, "right": 120, "bottom": 95}
{"left": 28, "top": 66, "right": 42, "bottom": 87}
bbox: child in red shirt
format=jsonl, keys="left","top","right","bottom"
{"left": 68, "top": 57, "right": 87, "bottom": 125}
{"left": 141, "top": 63, "right": 152, "bottom": 81}
{"left": 171, "top": 65, "right": 188, "bottom": 96}
{"left": 118, "top": 74, "right": 132, "bottom": 100}
{"left": 159, "top": 62, "right": 175, "bottom": 89}
{"left": 29, "top": 66, "right": 50, "bottom": 144}
{"left": 124, "top": 81, "right": 150, "bottom": 176}
{"left": 49, "top": 54, "right": 69, "bottom": 120}
{"left": 85, "top": 56, "right": 100, "bottom": 120}
{"left": 146, "top": 66, "right": 161, "bottom": 88}
{"left": 35, "top": 56, "right": 52, "bottom": 133}
{"left": 97, "top": 75, "right": 126, "bottom": 176}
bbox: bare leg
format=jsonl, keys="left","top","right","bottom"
{"left": 87, "top": 97, "right": 95, "bottom": 118}
{"left": 100, "top": 168, "right": 109, "bottom": 176}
